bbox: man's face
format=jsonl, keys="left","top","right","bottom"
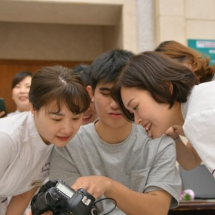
{"left": 90, "top": 82, "right": 130, "bottom": 130}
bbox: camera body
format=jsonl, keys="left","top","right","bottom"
{"left": 31, "top": 179, "right": 98, "bottom": 215}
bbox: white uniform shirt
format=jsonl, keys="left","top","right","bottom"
{"left": 182, "top": 81, "right": 215, "bottom": 178}
{"left": 7, "top": 110, "right": 22, "bottom": 117}
{"left": 0, "top": 112, "right": 53, "bottom": 214}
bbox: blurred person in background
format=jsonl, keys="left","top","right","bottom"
{"left": 155, "top": 40, "right": 215, "bottom": 83}
{"left": 8, "top": 71, "right": 33, "bottom": 117}
{"left": 73, "top": 64, "right": 98, "bottom": 125}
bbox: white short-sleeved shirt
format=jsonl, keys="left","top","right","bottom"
{"left": 7, "top": 110, "right": 22, "bottom": 117}
{"left": 182, "top": 81, "right": 215, "bottom": 177}
{"left": 0, "top": 112, "right": 53, "bottom": 214}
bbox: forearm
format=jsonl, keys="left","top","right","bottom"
{"left": 105, "top": 179, "right": 171, "bottom": 215}
{"left": 6, "top": 187, "right": 39, "bottom": 215}
{"left": 176, "top": 139, "right": 201, "bottom": 170}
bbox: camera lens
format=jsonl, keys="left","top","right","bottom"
{"left": 91, "top": 208, "right": 98, "bottom": 215}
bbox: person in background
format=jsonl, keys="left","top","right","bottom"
{"left": 0, "top": 97, "right": 7, "bottom": 118}
{"left": 7, "top": 71, "right": 33, "bottom": 117}
{"left": 49, "top": 49, "right": 181, "bottom": 215}
{"left": 155, "top": 40, "right": 215, "bottom": 82}
{"left": 0, "top": 65, "right": 90, "bottom": 215}
{"left": 73, "top": 64, "right": 98, "bottom": 125}
{"left": 112, "top": 51, "right": 215, "bottom": 177}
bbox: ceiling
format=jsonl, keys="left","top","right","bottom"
{"left": 0, "top": 1, "right": 122, "bottom": 25}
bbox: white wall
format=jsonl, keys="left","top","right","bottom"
{"left": 156, "top": 0, "right": 215, "bottom": 46}
{"left": 0, "top": 23, "right": 104, "bottom": 61}
{"left": 0, "top": 0, "right": 137, "bottom": 61}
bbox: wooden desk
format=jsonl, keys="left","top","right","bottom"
{"left": 169, "top": 200, "right": 215, "bottom": 215}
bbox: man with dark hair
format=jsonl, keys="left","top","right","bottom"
{"left": 49, "top": 49, "right": 181, "bottom": 215}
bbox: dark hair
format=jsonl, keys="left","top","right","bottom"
{"left": 155, "top": 40, "right": 215, "bottom": 83}
{"left": 112, "top": 51, "right": 198, "bottom": 121}
{"left": 29, "top": 65, "right": 91, "bottom": 114}
{"left": 90, "top": 49, "right": 134, "bottom": 90}
{"left": 72, "top": 64, "right": 91, "bottom": 86}
{"left": 11, "top": 71, "right": 33, "bottom": 89}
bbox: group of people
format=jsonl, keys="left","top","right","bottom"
{"left": 0, "top": 40, "right": 215, "bottom": 215}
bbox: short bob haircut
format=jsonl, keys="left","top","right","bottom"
{"left": 29, "top": 65, "right": 91, "bottom": 114}
{"left": 11, "top": 71, "right": 33, "bottom": 89}
{"left": 112, "top": 51, "right": 198, "bottom": 121}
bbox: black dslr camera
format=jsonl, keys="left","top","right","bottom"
{"left": 31, "top": 179, "right": 98, "bottom": 215}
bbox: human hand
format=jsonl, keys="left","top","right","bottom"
{"left": 166, "top": 125, "right": 184, "bottom": 139}
{"left": 72, "top": 175, "right": 112, "bottom": 199}
{"left": 0, "top": 111, "right": 5, "bottom": 118}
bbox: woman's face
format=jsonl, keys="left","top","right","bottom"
{"left": 82, "top": 102, "right": 97, "bottom": 125}
{"left": 32, "top": 101, "right": 83, "bottom": 147}
{"left": 121, "top": 87, "right": 175, "bottom": 138}
{"left": 12, "top": 76, "right": 32, "bottom": 112}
